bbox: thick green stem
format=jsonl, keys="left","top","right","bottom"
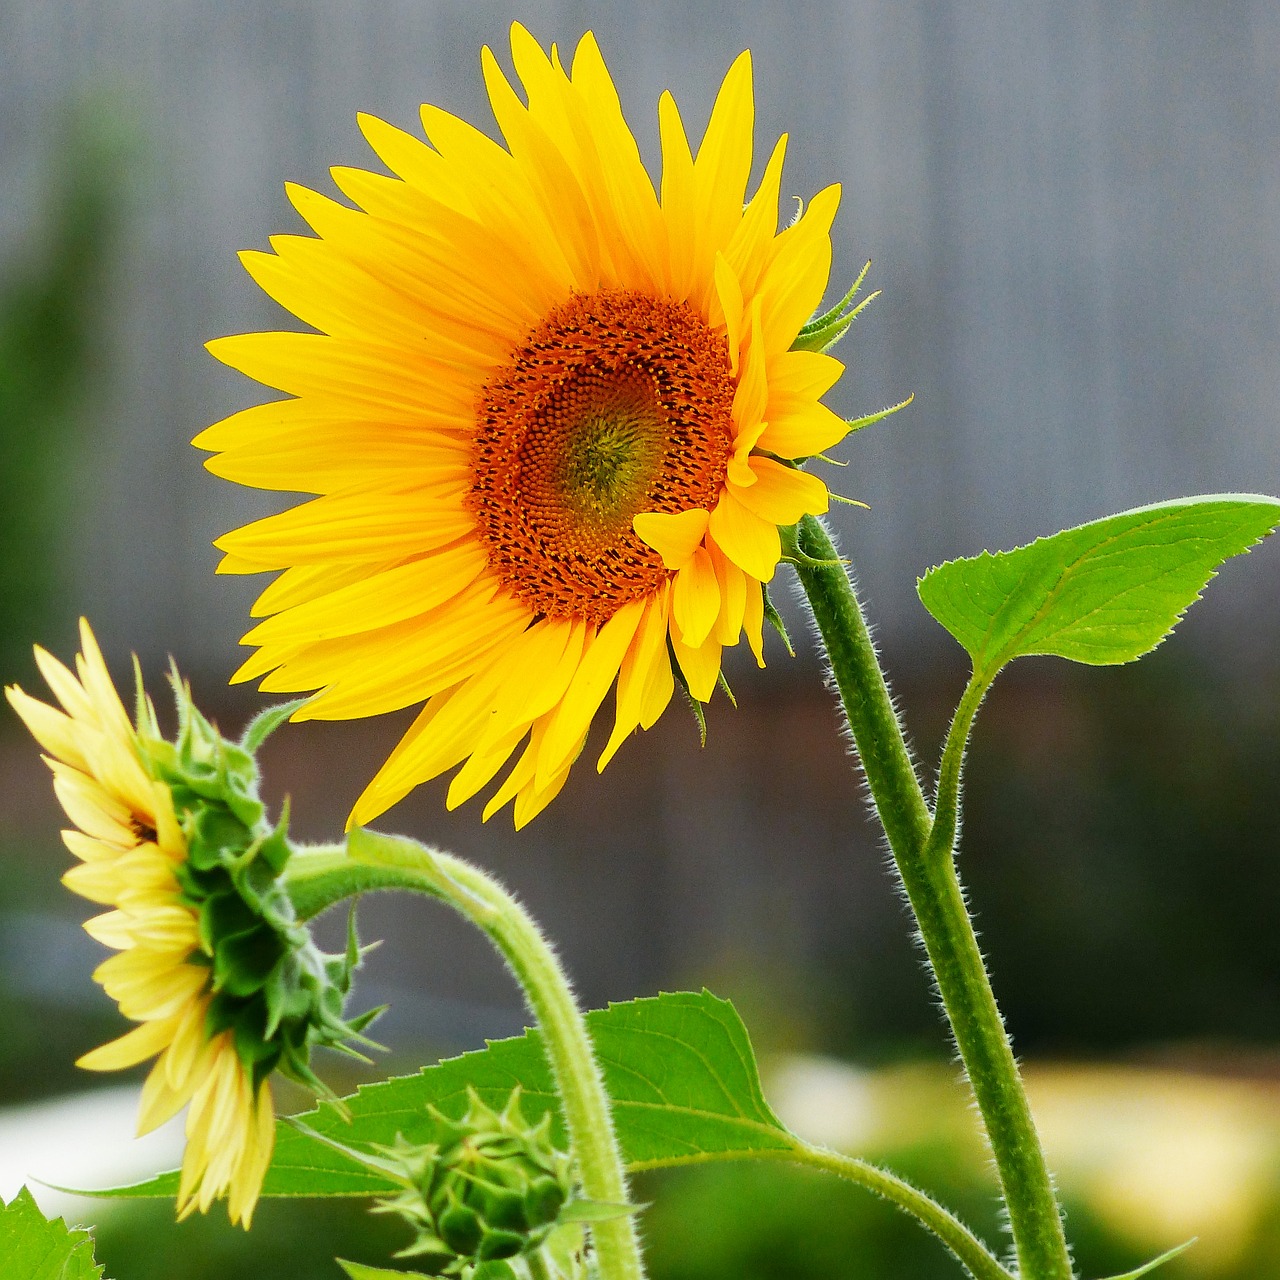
{"left": 284, "top": 835, "right": 646, "bottom": 1280}
{"left": 793, "top": 515, "right": 1072, "bottom": 1280}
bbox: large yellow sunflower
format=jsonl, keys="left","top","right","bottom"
{"left": 5, "top": 622, "right": 273, "bottom": 1226}
{"left": 199, "top": 26, "right": 853, "bottom": 828}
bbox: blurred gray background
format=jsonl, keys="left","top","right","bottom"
{"left": 6, "top": 4, "right": 1280, "bottom": 1277}
{"left": 2, "top": 0, "right": 1280, "bottom": 1039}
{"left": 5, "top": 1, "right": 1280, "bottom": 668}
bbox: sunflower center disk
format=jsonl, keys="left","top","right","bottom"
{"left": 470, "top": 290, "right": 736, "bottom": 624}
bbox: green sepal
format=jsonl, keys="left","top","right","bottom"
{"left": 667, "top": 643, "right": 708, "bottom": 745}
{"left": 792, "top": 259, "right": 876, "bottom": 353}
{"left": 240, "top": 697, "right": 310, "bottom": 754}
{"left": 760, "top": 586, "right": 794, "bottom": 657}
{"left": 676, "top": 673, "right": 708, "bottom": 746}
{"left": 779, "top": 523, "right": 843, "bottom": 570}
{"left": 843, "top": 394, "right": 913, "bottom": 436}
{"left": 134, "top": 671, "right": 380, "bottom": 1106}
{"left": 715, "top": 669, "right": 737, "bottom": 708}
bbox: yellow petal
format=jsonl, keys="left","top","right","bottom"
{"left": 755, "top": 183, "right": 841, "bottom": 354}
{"left": 215, "top": 480, "right": 475, "bottom": 571}
{"left": 670, "top": 628, "right": 722, "bottom": 703}
{"left": 728, "top": 300, "right": 769, "bottom": 485}
{"left": 198, "top": 398, "right": 470, "bottom": 496}
{"left": 724, "top": 133, "right": 788, "bottom": 299}
{"left": 52, "top": 767, "right": 135, "bottom": 846}
{"left": 32, "top": 645, "right": 94, "bottom": 723}
{"left": 757, "top": 400, "right": 850, "bottom": 459}
{"left": 281, "top": 579, "right": 530, "bottom": 720}
{"left": 708, "top": 488, "right": 782, "bottom": 583}
{"left": 708, "top": 539, "right": 748, "bottom": 647}
{"left": 138, "top": 1056, "right": 198, "bottom": 1135}
{"left": 536, "top": 597, "right": 647, "bottom": 787}
{"left": 743, "top": 580, "right": 766, "bottom": 666}
{"left": 692, "top": 51, "right": 754, "bottom": 297}
{"left": 598, "top": 588, "right": 674, "bottom": 771}
{"left": 5, "top": 687, "right": 90, "bottom": 772}
{"left": 250, "top": 558, "right": 399, "bottom": 618}
{"left": 633, "top": 508, "right": 710, "bottom": 570}
{"left": 658, "top": 91, "right": 697, "bottom": 300}
{"left": 671, "top": 547, "right": 722, "bottom": 649}
{"left": 731, "top": 457, "right": 830, "bottom": 525}
{"left": 76, "top": 1014, "right": 180, "bottom": 1071}
{"left": 241, "top": 541, "right": 489, "bottom": 649}
{"left": 514, "top": 755, "right": 577, "bottom": 830}
{"left": 711, "top": 253, "right": 745, "bottom": 376}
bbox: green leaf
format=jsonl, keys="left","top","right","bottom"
{"left": 87, "top": 990, "right": 791, "bottom": 1201}
{"left": 0, "top": 1187, "right": 105, "bottom": 1280}
{"left": 336, "top": 1262, "right": 430, "bottom": 1280}
{"left": 917, "top": 495, "right": 1280, "bottom": 681}
{"left": 1097, "top": 1238, "right": 1196, "bottom": 1279}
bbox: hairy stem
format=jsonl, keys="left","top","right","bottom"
{"left": 284, "top": 836, "right": 646, "bottom": 1280}
{"left": 793, "top": 515, "right": 1072, "bottom": 1280}
{"left": 775, "top": 1140, "right": 1012, "bottom": 1280}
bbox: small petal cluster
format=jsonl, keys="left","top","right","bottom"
{"left": 200, "top": 26, "right": 851, "bottom": 827}
{"left": 5, "top": 622, "right": 374, "bottom": 1227}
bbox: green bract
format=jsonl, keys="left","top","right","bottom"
{"left": 377, "top": 1089, "right": 572, "bottom": 1275}
{"left": 135, "top": 679, "right": 380, "bottom": 1097}
{"left": 292, "top": 1088, "right": 588, "bottom": 1279}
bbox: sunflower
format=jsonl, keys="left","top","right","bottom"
{"left": 6, "top": 622, "right": 372, "bottom": 1227}
{"left": 199, "top": 26, "right": 855, "bottom": 828}
{"left": 5, "top": 622, "right": 274, "bottom": 1224}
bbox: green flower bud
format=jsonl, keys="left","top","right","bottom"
{"left": 381, "top": 1089, "right": 574, "bottom": 1275}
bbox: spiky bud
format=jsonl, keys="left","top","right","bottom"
{"left": 376, "top": 1089, "right": 573, "bottom": 1275}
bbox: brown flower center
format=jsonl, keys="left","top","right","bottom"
{"left": 469, "top": 290, "right": 735, "bottom": 624}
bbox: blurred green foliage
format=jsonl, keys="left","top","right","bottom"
{"left": 0, "top": 108, "right": 127, "bottom": 680}
{"left": 82, "top": 1129, "right": 1280, "bottom": 1279}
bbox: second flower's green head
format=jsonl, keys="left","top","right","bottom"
{"left": 138, "top": 681, "right": 378, "bottom": 1100}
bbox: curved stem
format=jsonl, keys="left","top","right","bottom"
{"left": 284, "top": 835, "right": 646, "bottom": 1280}
{"left": 926, "top": 671, "right": 992, "bottom": 864}
{"left": 774, "top": 1140, "right": 1012, "bottom": 1280}
{"left": 793, "top": 515, "right": 1072, "bottom": 1280}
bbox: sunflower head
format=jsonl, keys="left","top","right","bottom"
{"left": 5, "top": 621, "right": 378, "bottom": 1227}
{"left": 200, "top": 25, "right": 885, "bottom": 829}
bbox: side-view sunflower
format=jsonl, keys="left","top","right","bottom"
{"left": 6, "top": 621, "right": 375, "bottom": 1227}
{"left": 200, "top": 25, "right": 879, "bottom": 828}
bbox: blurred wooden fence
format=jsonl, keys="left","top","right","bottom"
{"left": 3, "top": 0, "right": 1280, "bottom": 676}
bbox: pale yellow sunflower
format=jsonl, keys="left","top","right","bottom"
{"left": 199, "top": 26, "right": 854, "bottom": 828}
{"left": 6, "top": 621, "right": 274, "bottom": 1225}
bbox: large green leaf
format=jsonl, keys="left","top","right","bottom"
{"left": 94, "top": 990, "right": 791, "bottom": 1201}
{"left": 917, "top": 496, "right": 1280, "bottom": 680}
{"left": 0, "top": 1187, "right": 104, "bottom": 1280}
